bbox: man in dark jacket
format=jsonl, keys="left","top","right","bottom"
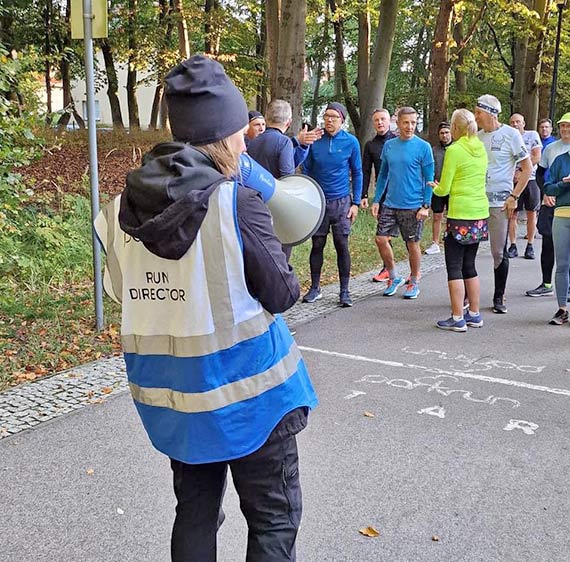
{"left": 361, "top": 108, "right": 395, "bottom": 282}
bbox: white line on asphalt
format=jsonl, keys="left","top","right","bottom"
{"left": 298, "top": 346, "right": 570, "bottom": 398}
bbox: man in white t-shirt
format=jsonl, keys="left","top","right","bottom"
{"left": 475, "top": 95, "right": 533, "bottom": 313}
{"left": 507, "top": 113, "right": 542, "bottom": 259}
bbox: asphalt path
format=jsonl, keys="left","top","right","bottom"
{"left": 2, "top": 243, "right": 570, "bottom": 562}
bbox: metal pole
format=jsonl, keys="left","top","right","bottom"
{"left": 83, "top": 0, "right": 104, "bottom": 331}
{"left": 549, "top": 3, "right": 564, "bottom": 123}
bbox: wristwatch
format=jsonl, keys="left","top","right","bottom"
{"left": 509, "top": 193, "right": 520, "bottom": 201}
{"left": 421, "top": 203, "right": 430, "bottom": 209}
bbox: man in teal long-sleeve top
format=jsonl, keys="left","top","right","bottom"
{"left": 371, "top": 107, "right": 434, "bottom": 300}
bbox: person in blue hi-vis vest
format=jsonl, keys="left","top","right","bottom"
{"left": 94, "top": 55, "right": 318, "bottom": 562}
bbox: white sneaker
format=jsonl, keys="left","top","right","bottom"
{"left": 425, "top": 242, "right": 441, "bottom": 255}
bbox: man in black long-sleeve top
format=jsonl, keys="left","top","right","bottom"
{"left": 361, "top": 108, "right": 395, "bottom": 282}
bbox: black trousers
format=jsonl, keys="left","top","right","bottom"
{"left": 170, "top": 421, "right": 303, "bottom": 562}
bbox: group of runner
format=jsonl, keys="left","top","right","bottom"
{"left": 246, "top": 95, "right": 570, "bottom": 330}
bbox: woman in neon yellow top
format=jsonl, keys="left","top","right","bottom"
{"left": 430, "top": 108, "right": 489, "bottom": 332}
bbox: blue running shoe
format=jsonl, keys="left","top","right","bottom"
{"left": 436, "top": 316, "right": 467, "bottom": 332}
{"left": 383, "top": 277, "right": 405, "bottom": 297}
{"left": 403, "top": 282, "right": 420, "bottom": 299}
{"left": 464, "top": 311, "right": 483, "bottom": 327}
{"left": 302, "top": 287, "right": 322, "bottom": 303}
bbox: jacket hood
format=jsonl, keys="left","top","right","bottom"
{"left": 456, "top": 135, "right": 487, "bottom": 158}
{"left": 119, "top": 142, "right": 227, "bottom": 260}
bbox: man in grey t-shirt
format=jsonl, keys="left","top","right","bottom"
{"left": 475, "top": 95, "right": 532, "bottom": 313}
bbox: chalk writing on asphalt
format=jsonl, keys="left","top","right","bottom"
{"left": 355, "top": 374, "right": 521, "bottom": 409}
{"left": 401, "top": 347, "right": 545, "bottom": 374}
{"left": 503, "top": 419, "right": 539, "bottom": 435}
{"left": 418, "top": 406, "right": 446, "bottom": 418}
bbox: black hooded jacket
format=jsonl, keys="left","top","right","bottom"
{"left": 119, "top": 142, "right": 299, "bottom": 314}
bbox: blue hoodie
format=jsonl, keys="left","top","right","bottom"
{"left": 301, "top": 129, "right": 363, "bottom": 204}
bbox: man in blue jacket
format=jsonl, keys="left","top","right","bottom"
{"left": 301, "top": 102, "right": 363, "bottom": 307}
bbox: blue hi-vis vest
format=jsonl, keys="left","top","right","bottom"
{"left": 94, "top": 180, "right": 318, "bottom": 464}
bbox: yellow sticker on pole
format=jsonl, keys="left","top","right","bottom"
{"left": 71, "top": 0, "right": 108, "bottom": 39}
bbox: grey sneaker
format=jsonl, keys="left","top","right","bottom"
{"left": 339, "top": 291, "right": 353, "bottom": 307}
{"left": 549, "top": 309, "right": 569, "bottom": 325}
{"left": 524, "top": 244, "right": 535, "bottom": 259}
{"left": 302, "top": 287, "right": 322, "bottom": 303}
{"left": 493, "top": 296, "right": 508, "bottom": 314}
{"left": 526, "top": 283, "right": 554, "bottom": 297}
{"left": 507, "top": 244, "right": 518, "bottom": 258}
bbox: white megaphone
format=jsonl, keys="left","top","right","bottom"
{"left": 239, "top": 153, "right": 325, "bottom": 246}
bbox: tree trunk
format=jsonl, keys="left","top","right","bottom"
{"left": 127, "top": 0, "right": 140, "bottom": 130}
{"left": 57, "top": 0, "right": 85, "bottom": 130}
{"left": 174, "top": 0, "right": 190, "bottom": 59}
{"left": 328, "top": 0, "right": 361, "bottom": 134}
{"left": 360, "top": 0, "right": 399, "bottom": 145}
{"left": 512, "top": 34, "right": 529, "bottom": 113}
{"left": 44, "top": 0, "right": 52, "bottom": 122}
{"left": 100, "top": 39, "right": 125, "bottom": 130}
{"left": 538, "top": 55, "right": 552, "bottom": 122}
{"left": 150, "top": 0, "right": 173, "bottom": 129}
{"left": 427, "top": 0, "right": 456, "bottom": 143}
{"left": 205, "top": 0, "right": 220, "bottom": 55}
{"left": 452, "top": 19, "right": 467, "bottom": 94}
{"left": 256, "top": 2, "right": 268, "bottom": 113}
{"left": 265, "top": 0, "right": 281, "bottom": 98}
{"left": 520, "top": 0, "right": 549, "bottom": 128}
{"left": 310, "top": 12, "right": 329, "bottom": 127}
{"left": 357, "top": 4, "right": 370, "bottom": 111}
{"left": 274, "top": 0, "right": 307, "bottom": 132}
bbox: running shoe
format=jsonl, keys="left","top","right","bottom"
{"left": 425, "top": 242, "right": 441, "bottom": 255}
{"left": 339, "top": 291, "right": 353, "bottom": 307}
{"left": 526, "top": 283, "right": 554, "bottom": 297}
{"left": 464, "top": 311, "right": 484, "bottom": 327}
{"left": 383, "top": 277, "right": 405, "bottom": 297}
{"left": 403, "top": 282, "right": 420, "bottom": 299}
{"left": 549, "top": 309, "right": 569, "bottom": 325}
{"left": 507, "top": 243, "right": 518, "bottom": 258}
{"left": 302, "top": 287, "right": 322, "bottom": 303}
{"left": 524, "top": 244, "right": 535, "bottom": 259}
{"left": 372, "top": 268, "right": 390, "bottom": 283}
{"left": 492, "top": 296, "right": 508, "bottom": 314}
{"left": 436, "top": 316, "right": 467, "bottom": 332}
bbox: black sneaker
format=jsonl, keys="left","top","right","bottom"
{"left": 339, "top": 291, "right": 353, "bottom": 307}
{"left": 493, "top": 296, "right": 508, "bottom": 314}
{"left": 524, "top": 244, "right": 535, "bottom": 259}
{"left": 526, "top": 283, "right": 554, "bottom": 297}
{"left": 507, "top": 244, "right": 518, "bottom": 258}
{"left": 549, "top": 309, "right": 569, "bottom": 325}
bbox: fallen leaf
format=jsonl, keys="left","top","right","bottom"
{"left": 86, "top": 468, "right": 95, "bottom": 475}
{"left": 102, "top": 387, "right": 113, "bottom": 394}
{"left": 359, "top": 526, "right": 380, "bottom": 537}
{"left": 363, "top": 411, "right": 375, "bottom": 418}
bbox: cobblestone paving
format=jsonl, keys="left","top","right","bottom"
{"left": 0, "top": 252, "right": 447, "bottom": 439}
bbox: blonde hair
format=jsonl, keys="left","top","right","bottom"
{"left": 198, "top": 137, "right": 240, "bottom": 178}
{"left": 451, "top": 108, "right": 478, "bottom": 138}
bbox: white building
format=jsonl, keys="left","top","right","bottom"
{"left": 70, "top": 51, "right": 157, "bottom": 128}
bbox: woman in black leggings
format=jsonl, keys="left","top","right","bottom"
{"left": 429, "top": 109, "right": 490, "bottom": 332}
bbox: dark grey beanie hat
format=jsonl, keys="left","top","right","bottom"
{"left": 326, "top": 101, "right": 347, "bottom": 122}
{"left": 165, "top": 55, "right": 249, "bottom": 146}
